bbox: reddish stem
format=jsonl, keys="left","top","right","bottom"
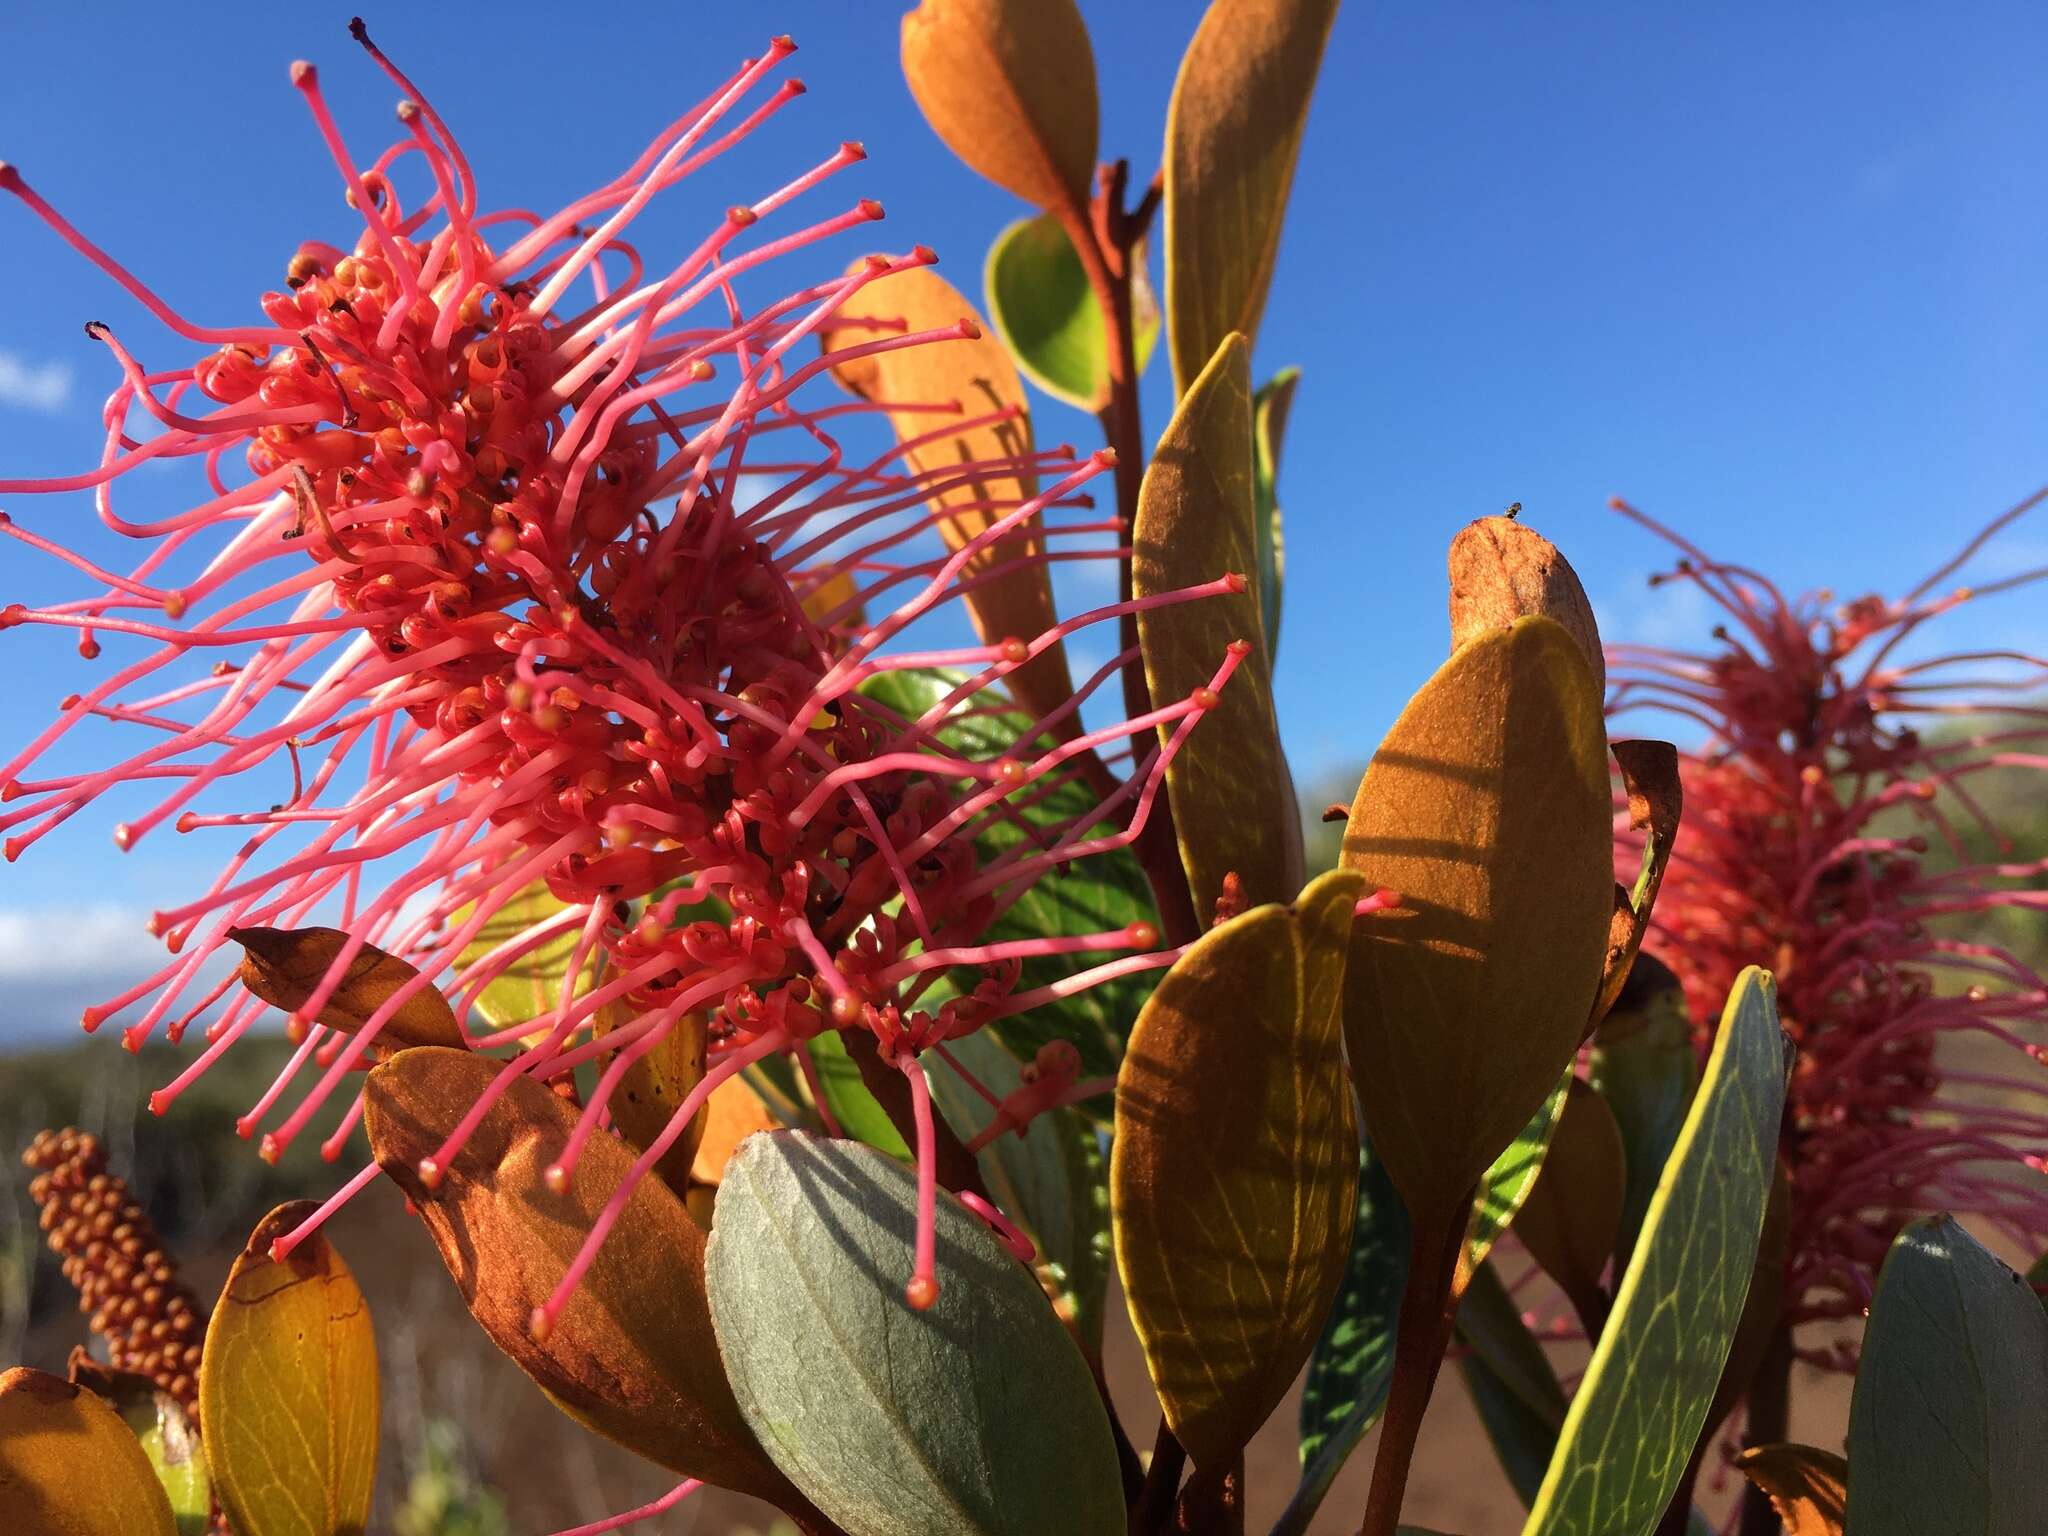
{"left": 1359, "top": 1202, "right": 1469, "bottom": 1536}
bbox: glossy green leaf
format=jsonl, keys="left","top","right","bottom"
{"left": 860, "top": 667, "right": 1158, "bottom": 1098}
{"left": 1113, "top": 869, "right": 1361, "bottom": 1469}
{"left": 1133, "top": 330, "right": 1303, "bottom": 915}
{"left": 800, "top": 1031, "right": 912, "bottom": 1159}
{"left": 1343, "top": 616, "right": 1613, "bottom": 1234}
{"left": 923, "top": 1029, "right": 1111, "bottom": 1353}
{"left": 1252, "top": 367, "right": 1298, "bottom": 657}
{"left": 1164, "top": 0, "right": 1340, "bottom": 393}
{"left": 1521, "top": 967, "right": 1789, "bottom": 1536}
{"left": 201, "top": 1203, "right": 379, "bottom": 1536}
{"left": 1281, "top": 1133, "right": 1409, "bottom": 1536}
{"left": 1845, "top": 1214, "right": 2048, "bottom": 1535}
{"left": 707, "top": 1132, "right": 1123, "bottom": 1536}
{"left": 0, "top": 1368, "right": 176, "bottom": 1536}
{"left": 455, "top": 881, "right": 598, "bottom": 1038}
{"left": 1588, "top": 953, "right": 1697, "bottom": 1269}
{"left": 1464, "top": 1074, "right": 1569, "bottom": 1282}
{"left": 66, "top": 1357, "right": 208, "bottom": 1536}
{"left": 363, "top": 1048, "right": 800, "bottom": 1508}
{"left": 985, "top": 212, "right": 1159, "bottom": 411}
{"left": 1457, "top": 1260, "right": 1567, "bottom": 1508}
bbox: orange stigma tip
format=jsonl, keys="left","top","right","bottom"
{"left": 416, "top": 1158, "right": 443, "bottom": 1190}
{"left": 259, "top": 1135, "right": 282, "bottom": 1165}
{"left": 269, "top": 1239, "right": 289, "bottom": 1264}
{"left": 528, "top": 1307, "right": 553, "bottom": 1342}
{"left": 1094, "top": 447, "right": 1118, "bottom": 466}
{"left": 954, "top": 318, "right": 980, "bottom": 340}
{"left": 830, "top": 993, "right": 863, "bottom": 1026}
{"left": 995, "top": 758, "right": 1026, "bottom": 785}
{"left": 1191, "top": 687, "right": 1220, "bottom": 711}
{"left": 397, "top": 100, "right": 420, "bottom": 122}
{"left": 235, "top": 1116, "right": 254, "bottom": 1139}
{"left": 691, "top": 360, "right": 715, "bottom": 381}
{"left": 726, "top": 205, "right": 758, "bottom": 227}
{"left": 287, "top": 1015, "right": 310, "bottom": 1045}
{"left": 148, "top": 1091, "right": 169, "bottom": 1116}
{"left": 1126, "top": 922, "right": 1160, "bottom": 949}
{"left": 0, "top": 781, "right": 16, "bottom": 802}
{"left": 543, "top": 1163, "right": 569, "bottom": 1193}
{"left": 289, "top": 60, "right": 316, "bottom": 86}
{"left": 80, "top": 1009, "right": 104, "bottom": 1032}
{"left": 911, "top": 244, "right": 937, "bottom": 263}
{"left": 112, "top": 824, "right": 134, "bottom": 850}
{"left": 161, "top": 592, "right": 186, "bottom": 619}
{"left": 999, "top": 637, "right": 1029, "bottom": 664}
{"left": 175, "top": 813, "right": 199, "bottom": 833}
{"left": 842, "top": 140, "right": 866, "bottom": 158}
{"left": 121, "top": 1028, "right": 144, "bottom": 1054}
{"left": 1224, "top": 573, "right": 1250, "bottom": 594}
{"left": 905, "top": 1276, "right": 939, "bottom": 1311}
{"left": 859, "top": 198, "right": 885, "bottom": 220}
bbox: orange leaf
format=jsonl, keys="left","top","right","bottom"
{"left": 595, "top": 1004, "right": 706, "bottom": 1196}
{"left": 1735, "top": 1443, "right": 1847, "bottom": 1536}
{"left": 818, "top": 264, "right": 1076, "bottom": 732}
{"left": 901, "top": 0, "right": 1098, "bottom": 216}
{"left": 231, "top": 925, "right": 463, "bottom": 1055}
{"left": 1592, "top": 739, "right": 1684, "bottom": 1029}
{"left": 362, "top": 1046, "right": 802, "bottom": 1509}
{"left": 691, "top": 1074, "right": 780, "bottom": 1186}
{"left": 0, "top": 1368, "right": 175, "bottom": 1536}
{"left": 1447, "top": 513, "right": 1604, "bottom": 692}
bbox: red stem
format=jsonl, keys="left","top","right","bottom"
{"left": 1359, "top": 1203, "right": 1469, "bottom": 1536}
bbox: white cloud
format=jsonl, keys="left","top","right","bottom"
{"left": 0, "top": 348, "right": 73, "bottom": 414}
{"left": 0, "top": 904, "right": 230, "bottom": 1048}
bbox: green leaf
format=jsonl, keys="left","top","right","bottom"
{"left": 923, "top": 1029, "right": 1111, "bottom": 1353}
{"left": 1113, "top": 869, "right": 1362, "bottom": 1470}
{"left": 1588, "top": 953, "right": 1698, "bottom": 1269}
{"left": 66, "top": 1358, "right": 209, "bottom": 1536}
{"left": 1164, "top": 0, "right": 1340, "bottom": 393}
{"left": 1521, "top": 966, "right": 1789, "bottom": 1536}
{"left": 1252, "top": 368, "right": 1298, "bottom": 658}
{"left": 0, "top": 1368, "right": 177, "bottom": 1536}
{"left": 1845, "top": 1214, "right": 2048, "bottom": 1535}
{"left": 1465, "top": 1074, "right": 1569, "bottom": 1280}
{"left": 985, "top": 212, "right": 1159, "bottom": 412}
{"left": 2030, "top": 1249, "right": 2048, "bottom": 1316}
{"left": 1281, "top": 1133, "right": 1409, "bottom": 1536}
{"left": 801, "top": 1031, "right": 912, "bottom": 1159}
{"left": 707, "top": 1132, "right": 1123, "bottom": 1536}
{"left": 1133, "top": 330, "right": 1303, "bottom": 915}
{"left": 859, "top": 667, "right": 1158, "bottom": 1099}
{"left": 454, "top": 881, "right": 594, "bottom": 1038}
{"left": 200, "top": 1203, "right": 380, "bottom": 1536}
{"left": 1457, "top": 1260, "right": 1567, "bottom": 1508}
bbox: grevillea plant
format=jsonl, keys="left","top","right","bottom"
{"left": 1, "top": 7, "right": 2043, "bottom": 1536}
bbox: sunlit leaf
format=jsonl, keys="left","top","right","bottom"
{"left": 690, "top": 1074, "right": 780, "bottom": 1186}
{"left": 1593, "top": 740, "right": 1683, "bottom": 1029}
{"left": 1587, "top": 952, "right": 1697, "bottom": 1270}
{"left": 1342, "top": 616, "right": 1612, "bottom": 1234}
{"left": 66, "top": 1354, "right": 208, "bottom": 1536}
{"left": 1457, "top": 1260, "right": 1567, "bottom": 1508}
{"left": 0, "top": 1367, "right": 175, "bottom": 1536}
{"left": 1845, "top": 1214, "right": 2048, "bottom": 1535}
{"left": 1113, "top": 868, "right": 1361, "bottom": 1468}
{"left": 800, "top": 1030, "right": 912, "bottom": 1159}
{"left": 231, "top": 925, "right": 462, "bottom": 1054}
{"left": 1510, "top": 1078, "right": 1626, "bottom": 1333}
{"left": 1133, "top": 330, "right": 1302, "bottom": 915}
{"left": 1521, "top": 967, "right": 1789, "bottom": 1536}
{"left": 707, "top": 1132, "right": 1124, "bottom": 1536}
{"left": 901, "top": 0, "right": 1098, "bottom": 215}
{"left": 1164, "top": 0, "right": 1339, "bottom": 393}
{"left": 819, "top": 264, "right": 1075, "bottom": 731}
{"left": 1463, "top": 1074, "right": 1570, "bottom": 1283}
{"left": 453, "top": 882, "right": 599, "bottom": 1040}
{"left": 1282, "top": 1132, "right": 1408, "bottom": 1536}
{"left": 1446, "top": 514, "right": 1604, "bottom": 691}
{"left": 362, "top": 1047, "right": 801, "bottom": 1508}
{"left": 200, "top": 1202, "right": 379, "bottom": 1536}
{"left": 924, "top": 1029, "right": 1112, "bottom": 1353}
{"left": 984, "top": 212, "right": 1159, "bottom": 411}
{"left": 1735, "top": 1444, "right": 1846, "bottom": 1536}
{"left": 1252, "top": 367, "right": 1298, "bottom": 658}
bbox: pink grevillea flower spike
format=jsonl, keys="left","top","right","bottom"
{"left": 1606, "top": 488, "right": 2048, "bottom": 1355}
{"left": 0, "top": 24, "right": 1237, "bottom": 1325}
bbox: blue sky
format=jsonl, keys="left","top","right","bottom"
{"left": 1, "top": 3, "right": 2043, "bottom": 1037}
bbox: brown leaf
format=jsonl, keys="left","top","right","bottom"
{"left": 0, "top": 1367, "right": 176, "bottom": 1536}
{"left": 1447, "top": 514, "right": 1604, "bottom": 692}
{"left": 199, "top": 1203, "right": 379, "bottom": 1536}
{"left": 362, "top": 1046, "right": 801, "bottom": 1508}
{"left": 1341, "top": 616, "right": 1613, "bottom": 1231}
{"left": 1111, "top": 868, "right": 1362, "bottom": 1469}
{"left": 231, "top": 926, "right": 463, "bottom": 1055}
{"left": 1591, "top": 739, "right": 1684, "bottom": 1031}
{"left": 1133, "top": 330, "right": 1303, "bottom": 914}
{"left": 1735, "top": 1442, "right": 1848, "bottom": 1536}
{"left": 901, "top": 0, "right": 1098, "bottom": 215}
{"left": 595, "top": 1004, "right": 706, "bottom": 1197}
{"left": 1511, "top": 1078, "right": 1626, "bottom": 1332}
{"left": 1164, "top": 0, "right": 1340, "bottom": 393}
{"left": 818, "top": 264, "right": 1076, "bottom": 731}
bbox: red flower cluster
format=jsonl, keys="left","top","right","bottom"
{"left": 0, "top": 27, "right": 1233, "bottom": 1313}
{"left": 1608, "top": 492, "right": 2048, "bottom": 1342}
